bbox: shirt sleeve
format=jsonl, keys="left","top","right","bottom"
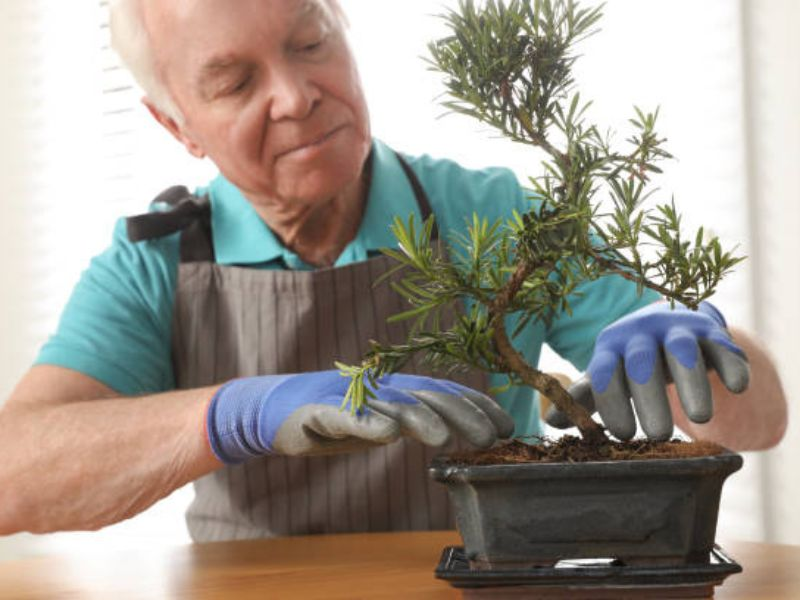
{"left": 545, "top": 274, "right": 661, "bottom": 370}
{"left": 34, "top": 218, "right": 181, "bottom": 395}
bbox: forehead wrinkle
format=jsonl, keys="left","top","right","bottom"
{"left": 193, "top": 0, "right": 337, "bottom": 89}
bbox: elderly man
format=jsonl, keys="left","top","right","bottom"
{"left": 0, "top": 0, "right": 786, "bottom": 541}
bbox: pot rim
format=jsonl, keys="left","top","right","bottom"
{"left": 429, "top": 449, "right": 743, "bottom": 483}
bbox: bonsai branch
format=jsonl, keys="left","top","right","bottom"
{"left": 512, "top": 105, "right": 569, "bottom": 167}
{"left": 588, "top": 252, "right": 676, "bottom": 301}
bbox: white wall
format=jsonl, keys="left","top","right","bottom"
{"left": 0, "top": 2, "right": 44, "bottom": 403}
{"left": 741, "top": 0, "right": 800, "bottom": 544}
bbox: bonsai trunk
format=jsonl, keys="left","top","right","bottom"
{"left": 491, "top": 262, "right": 606, "bottom": 445}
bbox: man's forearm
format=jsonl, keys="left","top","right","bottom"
{"left": 670, "top": 327, "right": 787, "bottom": 451}
{"left": 0, "top": 385, "right": 222, "bottom": 535}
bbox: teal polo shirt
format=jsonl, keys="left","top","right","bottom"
{"left": 35, "top": 139, "right": 658, "bottom": 436}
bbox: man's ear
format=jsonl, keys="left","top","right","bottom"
{"left": 142, "top": 97, "right": 206, "bottom": 159}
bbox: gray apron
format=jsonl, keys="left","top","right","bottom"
{"left": 128, "top": 155, "right": 488, "bottom": 542}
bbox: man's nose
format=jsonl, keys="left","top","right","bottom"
{"left": 268, "top": 65, "right": 321, "bottom": 121}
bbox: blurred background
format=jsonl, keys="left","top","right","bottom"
{"left": 0, "top": 0, "right": 797, "bottom": 560}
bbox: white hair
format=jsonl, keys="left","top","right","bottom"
{"left": 108, "top": 0, "right": 348, "bottom": 125}
{"left": 109, "top": 0, "right": 183, "bottom": 123}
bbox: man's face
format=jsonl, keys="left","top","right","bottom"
{"left": 144, "top": 0, "right": 371, "bottom": 206}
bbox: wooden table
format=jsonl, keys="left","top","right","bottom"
{"left": 0, "top": 531, "right": 797, "bottom": 599}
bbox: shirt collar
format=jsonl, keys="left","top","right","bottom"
{"left": 203, "top": 139, "right": 422, "bottom": 267}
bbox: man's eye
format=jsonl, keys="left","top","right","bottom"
{"left": 227, "top": 75, "right": 251, "bottom": 95}
{"left": 295, "top": 34, "right": 328, "bottom": 54}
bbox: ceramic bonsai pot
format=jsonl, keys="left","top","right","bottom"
{"left": 429, "top": 450, "right": 742, "bottom": 570}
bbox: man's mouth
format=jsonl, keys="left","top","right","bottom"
{"left": 276, "top": 125, "right": 347, "bottom": 160}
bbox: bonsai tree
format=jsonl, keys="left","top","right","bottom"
{"left": 338, "top": 0, "right": 743, "bottom": 447}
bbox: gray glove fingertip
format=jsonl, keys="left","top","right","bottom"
{"left": 700, "top": 339, "right": 751, "bottom": 394}
{"left": 544, "top": 376, "right": 593, "bottom": 429}
{"left": 664, "top": 350, "right": 712, "bottom": 424}
{"left": 544, "top": 405, "right": 573, "bottom": 429}
{"left": 411, "top": 390, "right": 497, "bottom": 449}
{"left": 460, "top": 389, "right": 516, "bottom": 439}
{"left": 568, "top": 376, "right": 596, "bottom": 412}
{"left": 593, "top": 361, "right": 637, "bottom": 441}
{"left": 626, "top": 363, "right": 673, "bottom": 442}
{"left": 369, "top": 399, "right": 452, "bottom": 447}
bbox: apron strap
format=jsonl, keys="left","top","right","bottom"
{"left": 124, "top": 150, "right": 437, "bottom": 262}
{"left": 394, "top": 152, "right": 439, "bottom": 241}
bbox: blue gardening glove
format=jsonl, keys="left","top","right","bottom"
{"left": 546, "top": 302, "right": 749, "bottom": 441}
{"left": 206, "top": 370, "right": 515, "bottom": 463}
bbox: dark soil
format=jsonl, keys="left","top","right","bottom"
{"left": 447, "top": 436, "right": 726, "bottom": 465}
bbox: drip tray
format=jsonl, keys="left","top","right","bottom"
{"left": 435, "top": 546, "right": 742, "bottom": 599}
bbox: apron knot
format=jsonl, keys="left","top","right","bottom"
{"left": 126, "top": 186, "right": 214, "bottom": 262}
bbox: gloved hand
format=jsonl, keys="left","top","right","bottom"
{"left": 545, "top": 302, "right": 750, "bottom": 441}
{"left": 206, "top": 370, "right": 515, "bottom": 463}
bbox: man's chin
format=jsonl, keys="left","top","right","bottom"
{"left": 276, "top": 157, "right": 365, "bottom": 201}
{"left": 275, "top": 173, "right": 355, "bottom": 205}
